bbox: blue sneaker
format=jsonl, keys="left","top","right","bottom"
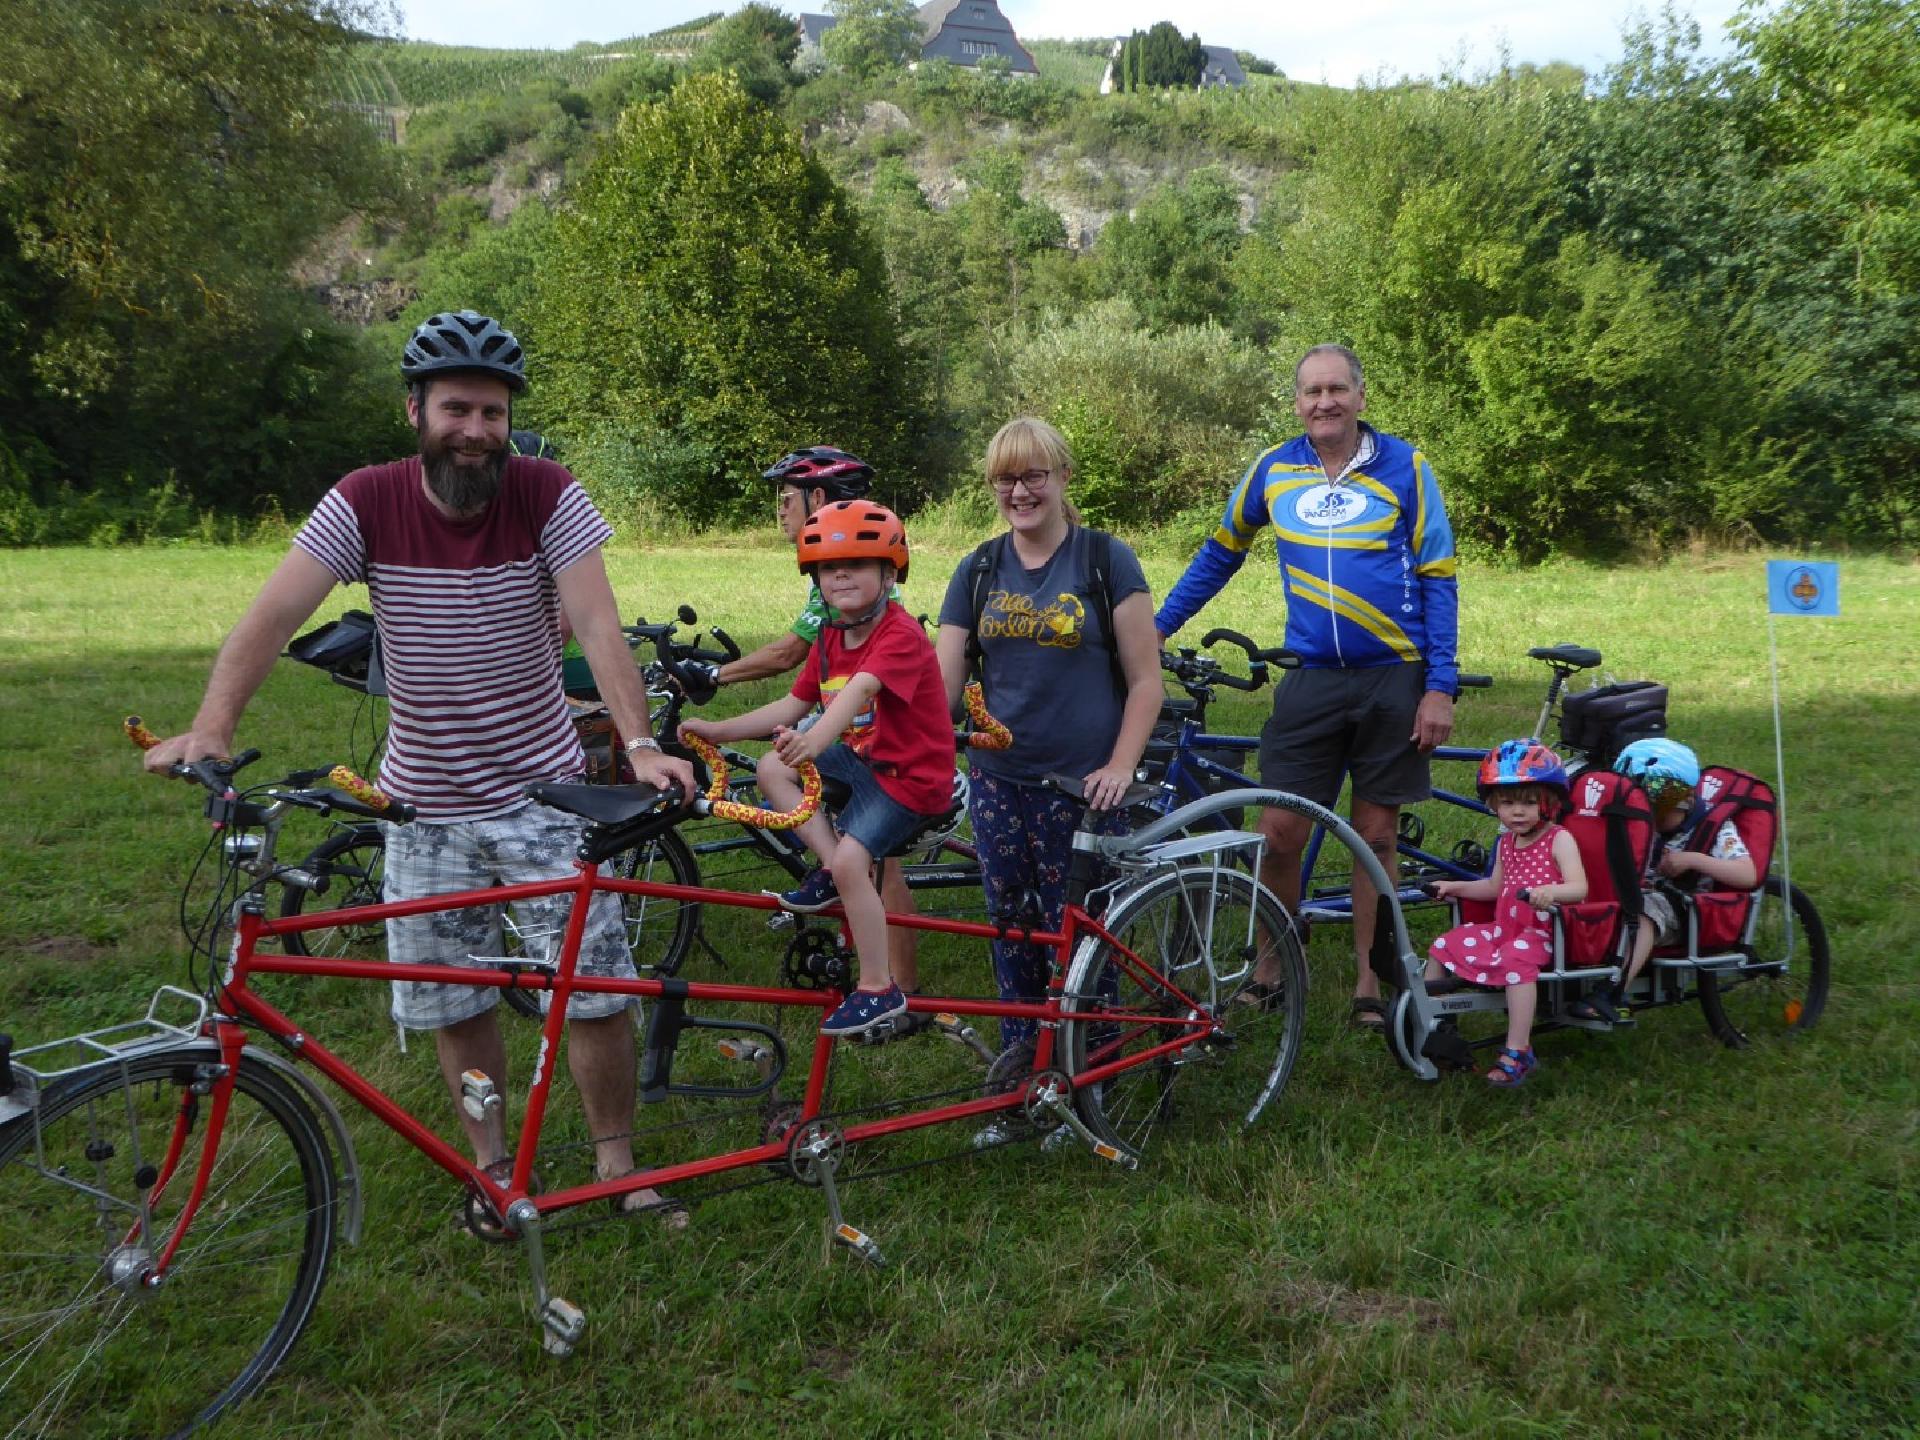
{"left": 821, "top": 985, "right": 908, "bottom": 1037}
{"left": 772, "top": 868, "right": 839, "bottom": 913}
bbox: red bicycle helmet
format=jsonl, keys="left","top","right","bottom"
{"left": 763, "top": 447, "right": 875, "bottom": 501}
{"left": 796, "top": 501, "right": 909, "bottom": 582}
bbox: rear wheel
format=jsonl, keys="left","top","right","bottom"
{"left": 1060, "top": 867, "right": 1306, "bottom": 1154}
{"left": 1697, "top": 878, "right": 1830, "bottom": 1047}
{"left": 0, "top": 1049, "right": 336, "bottom": 1438}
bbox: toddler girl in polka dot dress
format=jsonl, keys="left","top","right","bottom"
{"left": 1426, "top": 740, "right": 1587, "bottom": 1088}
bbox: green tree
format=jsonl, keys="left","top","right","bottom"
{"left": 1009, "top": 299, "right": 1268, "bottom": 526}
{"left": 821, "top": 0, "right": 923, "bottom": 79}
{"left": 532, "top": 72, "right": 925, "bottom": 526}
{"left": 0, "top": 0, "right": 405, "bottom": 525}
{"left": 693, "top": 4, "right": 801, "bottom": 106}
{"left": 1096, "top": 166, "right": 1244, "bottom": 329}
{"left": 1115, "top": 22, "right": 1205, "bottom": 90}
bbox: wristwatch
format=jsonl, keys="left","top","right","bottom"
{"left": 623, "top": 736, "right": 663, "bottom": 756}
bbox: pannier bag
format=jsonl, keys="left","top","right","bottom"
{"left": 285, "top": 610, "right": 386, "bottom": 696}
{"left": 1559, "top": 680, "right": 1667, "bottom": 768}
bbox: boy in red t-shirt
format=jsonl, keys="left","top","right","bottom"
{"left": 679, "top": 502, "right": 955, "bottom": 1036}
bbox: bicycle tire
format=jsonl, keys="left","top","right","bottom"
{"left": 1059, "top": 867, "right": 1307, "bottom": 1154}
{"left": 1696, "top": 877, "right": 1831, "bottom": 1048}
{"left": 0, "top": 1049, "right": 337, "bottom": 1438}
{"left": 281, "top": 825, "right": 387, "bottom": 959}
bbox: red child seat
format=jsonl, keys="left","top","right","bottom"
{"left": 1666, "top": 765, "right": 1777, "bottom": 954}
{"left": 1453, "top": 770, "right": 1654, "bottom": 971}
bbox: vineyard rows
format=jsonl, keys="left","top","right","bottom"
{"left": 331, "top": 23, "right": 721, "bottom": 109}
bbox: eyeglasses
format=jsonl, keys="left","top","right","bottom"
{"left": 776, "top": 488, "right": 803, "bottom": 510}
{"left": 989, "top": 468, "right": 1053, "bottom": 495}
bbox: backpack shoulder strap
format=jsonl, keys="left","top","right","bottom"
{"left": 1083, "top": 526, "right": 1126, "bottom": 698}
{"left": 964, "top": 534, "right": 1008, "bottom": 682}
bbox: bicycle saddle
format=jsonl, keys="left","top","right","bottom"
{"left": 1043, "top": 772, "right": 1164, "bottom": 810}
{"left": 1528, "top": 644, "right": 1602, "bottom": 670}
{"left": 527, "top": 782, "right": 679, "bottom": 826}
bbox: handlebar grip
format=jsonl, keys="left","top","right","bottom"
{"left": 328, "top": 766, "right": 415, "bottom": 822}
{"left": 1457, "top": 673, "right": 1493, "bottom": 690}
{"left": 1253, "top": 646, "right": 1302, "bottom": 667}
{"left": 709, "top": 626, "right": 742, "bottom": 662}
{"left": 1198, "top": 627, "right": 1259, "bottom": 658}
{"left": 962, "top": 682, "right": 1013, "bottom": 751}
{"left": 124, "top": 715, "right": 160, "bottom": 751}
{"left": 678, "top": 732, "right": 821, "bottom": 829}
{"left": 1216, "top": 670, "right": 1262, "bottom": 692}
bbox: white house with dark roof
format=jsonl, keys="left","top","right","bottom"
{"left": 797, "top": 0, "right": 1037, "bottom": 74}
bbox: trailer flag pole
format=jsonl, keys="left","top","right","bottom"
{"left": 1764, "top": 560, "right": 1840, "bottom": 959}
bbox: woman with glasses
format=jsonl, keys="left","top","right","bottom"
{"left": 934, "top": 417, "right": 1163, "bottom": 1081}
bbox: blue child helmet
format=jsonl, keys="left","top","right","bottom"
{"left": 1477, "top": 739, "right": 1570, "bottom": 804}
{"left": 1613, "top": 737, "right": 1700, "bottom": 793}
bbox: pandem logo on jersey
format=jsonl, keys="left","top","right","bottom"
{"left": 1292, "top": 484, "right": 1365, "bottom": 529}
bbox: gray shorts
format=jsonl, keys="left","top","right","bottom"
{"left": 1258, "top": 663, "right": 1431, "bottom": 809}
{"left": 1641, "top": 890, "right": 1683, "bottom": 945}
{"left": 382, "top": 802, "right": 635, "bottom": 1029}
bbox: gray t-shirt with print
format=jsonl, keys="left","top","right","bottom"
{"left": 938, "top": 526, "right": 1150, "bottom": 785}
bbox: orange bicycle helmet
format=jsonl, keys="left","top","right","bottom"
{"left": 796, "top": 500, "right": 910, "bottom": 582}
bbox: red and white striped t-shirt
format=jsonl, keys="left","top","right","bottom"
{"left": 294, "top": 457, "right": 614, "bottom": 822}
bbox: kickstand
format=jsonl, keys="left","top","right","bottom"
{"left": 787, "top": 1120, "right": 885, "bottom": 1268}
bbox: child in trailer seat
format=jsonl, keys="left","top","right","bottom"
{"left": 1425, "top": 741, "right": 1589, "bottom": 1088}
{"left": 678, "top": 502, "right": 956, "bottom": 1037}
{"left": 1570, "top": 738, "right": 1758, "bottom": 1024}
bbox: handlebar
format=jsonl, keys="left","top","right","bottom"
{"left": 126, "top": 716, "right": 414, "bottom": 822}
{"left": 961, "top": 682, "right": 1013, "bottom": 750}
{"left": 678, "top": 733, "right": 822, "bottom": 830}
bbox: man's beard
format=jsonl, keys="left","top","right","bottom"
{"left": 420, "top": 431, "right": 507, "bottom": 517}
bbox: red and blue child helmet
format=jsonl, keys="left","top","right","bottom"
{"left": 1477, "top": 739, "right": 1571, "bottom": 805}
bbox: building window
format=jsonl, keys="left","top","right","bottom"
{"left": 961, "top": 39, "right": 997, "bottom": 56}
{"left": 970, "top": 5, "right": 987, "bottom": 15}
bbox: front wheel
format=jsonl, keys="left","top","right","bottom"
{"left": 0, "top": 1049, "right": 338, "bottom": 1437}
{"left": 1697, "top": 877, "right": 1830, "bottom": 1048}
{"left": 1059, "top": 867, "right": 1307, "bottom": 1155}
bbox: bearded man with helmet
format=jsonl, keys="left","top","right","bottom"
{"left": 140, "top": 310, "right": 697, "bottom": 1222}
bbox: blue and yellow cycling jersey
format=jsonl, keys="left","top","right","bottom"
{"left": 1155, "top": 426, "right": 1459, "bottom": 694}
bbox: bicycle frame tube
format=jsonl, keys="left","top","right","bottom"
{"left": 200, "top": 857, "right": 1198, "bottom": 1226}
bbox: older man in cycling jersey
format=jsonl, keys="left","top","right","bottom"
{"left": 1156, "top": 344, "right": 1459, "bottom": 1031}
{"left": 143, "top": 310, "right": 697, "bottom": 1218}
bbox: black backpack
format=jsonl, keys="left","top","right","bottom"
{"left": 961, "top": 527, "right": 1125, "bottom": 698}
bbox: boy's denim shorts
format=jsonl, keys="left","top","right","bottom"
{"left": 815, "top": 743, "right": 936, "bottom": 860}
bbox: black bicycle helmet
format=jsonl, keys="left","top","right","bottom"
{"left": 401, "top": 310, "right": 527, "bottom": 392}
{"left": 509, "top": 429, "right": 557, "bottom": 460}
{"left": 762, "top": 446, "right": 874, "bottom": 501}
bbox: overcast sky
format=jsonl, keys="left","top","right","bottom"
{"left": 392, "top": 1, "right": 1758, "bottom": 87}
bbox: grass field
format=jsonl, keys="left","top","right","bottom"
{"left": 1, "top": 542, "right": 1915, "bottom": 1437}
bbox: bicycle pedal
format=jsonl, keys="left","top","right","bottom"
{"left": 459, "top": 1069, "right": 502, "bottom": 1124}
{"left": 766, "top": 910, "right": 796, "bottom": 933}
{"left": 933, "top": 1013, "right": 997, "bottom": 1065}
{"left": 833, "top": 1223, "right": 887, "bottom": 1269}
{"left": 539, "top": 1296, "right": 586, "bottom": 1357}
{"left": 716, "top": 1037, "right": 771, "bottom": 1065}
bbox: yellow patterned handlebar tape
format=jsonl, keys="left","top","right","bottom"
{"left": 962, "top": 683, "right": 1013, "bottom": 751}
{"left": 679, "top": 733, "right": 822, "bottom": 831}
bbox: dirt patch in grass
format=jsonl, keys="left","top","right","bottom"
{"left": 22, "top": 935, "right": 113, "bottom": 964}
{"left": 1266, "top": 1275, "right": 1453, "bottom": 1333}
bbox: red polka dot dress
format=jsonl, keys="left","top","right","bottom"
{"left": 1429, "top": 824, "right": 1566, "bottom": 988}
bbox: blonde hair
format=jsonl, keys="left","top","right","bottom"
{"left": 984, "top": 416, "right": 1082, "bottom": 525}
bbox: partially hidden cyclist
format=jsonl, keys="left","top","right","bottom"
{"left": 934, "top": 417, "right": 1162, "bottom": 1088}
{"left": 141, "top": 310, "right": 697, "bottom": 1225}
{"left": 678, "top": 503, "right": 956, "bottom": 1037}
{"left": 1154, "top": 344, "right": 1462, "bottom": 1032}
{"left": 672, "top": 446, "right": 926, "bottom": 1003}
